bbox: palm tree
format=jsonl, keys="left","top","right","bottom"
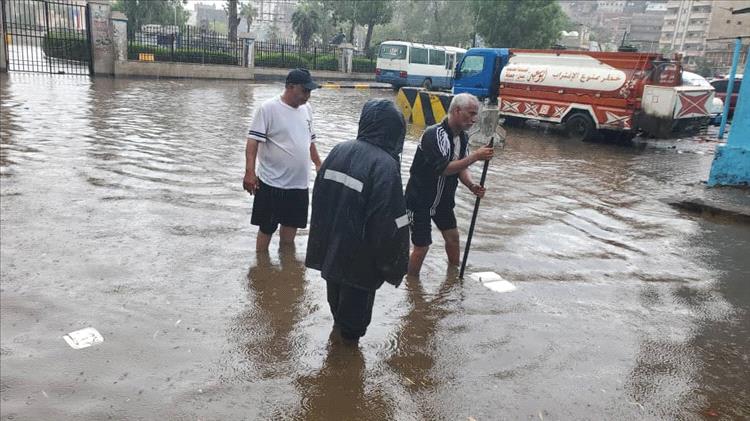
{"left": 240, "top": 2, "right": 257, "bottom": 33}
{"left": 292, "top": 3, "right": 321, "bottom": 48}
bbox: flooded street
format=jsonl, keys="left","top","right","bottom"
{"left": 1, "top": 73, "right": 748, "bottom": 420}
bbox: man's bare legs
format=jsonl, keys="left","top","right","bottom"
{"left": 408, "top": 228, "right": 461, "bottom": 277}
{"left": 256, "top": 226, "right": 297, "bottom": 251}
{"left": 279, "top": 226, "right": 297, "bottom": 245}
{"left": 256, "top": 231, "right": 272, "bottom": 251}
{"left": 441, "top": 228, "right": 460, "bottom": 266}
{"left": 407, "top": 245, "right": 429, "bottom": 277}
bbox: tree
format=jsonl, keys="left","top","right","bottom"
{"left": 226, "top": 0, "right": 241, "bottom": 42}
{"left": 322, "top": 0, "right": 358, "bottom": 43}
{"left": 112, "top": 0, "right": 188, "bottom": 36}
{"left": 240, "top": 2, "right": 257, "bottom": 32}
{"left": 371, "top": 1, "right": 474, "bottom": 53}
{"left": 470, "top": 0, "right": 566, "bottom": 49}
{"left": 355, "top": 0, "right": 394, "bottom": 52}
{"left": 292, "top": 2, "right": 321, "bottom": 48}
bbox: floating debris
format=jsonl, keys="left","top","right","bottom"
{"left": 63, "top": 327, "right": 104, "bottom": 349}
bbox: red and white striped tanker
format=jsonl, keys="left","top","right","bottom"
{"left": 497, "top": 50, "right": 714, "bottom": 139}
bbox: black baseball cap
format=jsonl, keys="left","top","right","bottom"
{"left": 286, "top": 68, "right": 319, "bottom": 90}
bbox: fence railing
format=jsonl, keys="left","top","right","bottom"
{"left": 127, "top": 24, "right": 242, "bottom": 66}
{"left": 125, "top": 24, "right": 376, "bottom": 74}
{"left": 352, "top": 50, "right": 375, "bottom": 74}
{"left": 255, "top": 40, "right": 339, "bottom": 71}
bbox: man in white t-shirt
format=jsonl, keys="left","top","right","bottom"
{"left": 243, "top": 68, "right": 322, "bottom": 251}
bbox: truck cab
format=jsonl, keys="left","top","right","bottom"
{"left": 453, "top": 48, "right": 510, "bottom": 99}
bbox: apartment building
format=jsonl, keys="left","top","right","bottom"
{"left": 659, "top": 0, "right": 750, "bottom": 67}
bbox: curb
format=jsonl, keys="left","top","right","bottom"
{"left": 320, "top": 83, "right": 392, "bottom": 89}
{"left": 667, "top": 197, "right": 750, "bottom": 223}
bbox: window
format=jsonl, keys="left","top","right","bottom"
{"left": 459, "top": 55, "right": 485, "bottom": 76}
{"left": 429, "top": 49, "right": 446, "bottom": 66}
{"left": 446, "top": 54, "right": 454, "bottom": 70}
{"left": 409, "top": 47, "right": 428, "bottom": 64}
{"left": 378, "top": 44, "right": 407, "bottom": 60}
{"left": 711, "top": 79, "right": 727, "bottom": 93}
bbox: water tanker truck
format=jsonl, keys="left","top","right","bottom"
{"left": 398, "top": 48, "right": 715, "bottom": 140}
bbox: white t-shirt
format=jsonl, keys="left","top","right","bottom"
{"left": 247, "top": 96, "right": 316, "bottom": 189}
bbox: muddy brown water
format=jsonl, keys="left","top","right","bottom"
{"left": 1, "top": 73, "right": 748, "bottom": 420}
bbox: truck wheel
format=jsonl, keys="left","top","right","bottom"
{"left": 422, "top": 78, "right": 432, "bottom": 90}
{"left": 565, "top": 113, "right": 595, "bottom": 142}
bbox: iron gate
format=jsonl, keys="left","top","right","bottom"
{"left": 1, "top": 0, "right": 92, "bottom": 75}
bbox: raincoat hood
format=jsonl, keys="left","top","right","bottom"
{"left": 356, "top": 99, "right": 406, "bottom": 160}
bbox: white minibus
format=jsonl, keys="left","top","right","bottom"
{"left": 375, "top": 41, "right": 466, "bottom": 90}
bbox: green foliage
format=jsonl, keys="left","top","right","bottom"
{"left": 128, "top": 43, "right": 240, "bottom": 65}
{"left": 240, "top": 2, "right": 257, "bottom": 32}
{"left": 113, "top": 0, "right": 189, "bottom": 35}
{"left": 352, "top": 56, "right": 375, "bottom": 73}
{"left": 292, "top": 2, "right": 322, "bottom": 48}
{"left": 470, "top": 0, "right": 566, "bottom": 49}
{"left": 255, "top": 51, "right": 338, "bottom": 71}
{"left": 372, "top": 1, "right": 474, "bottom": 49}
{"left": 42, "top": 30, "right": 89, "bottom": 62}
{"left": 321, "top": 0, "right": 394, "bottom": 50}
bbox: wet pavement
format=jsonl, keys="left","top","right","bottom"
{"left": 1, "top": 73, "right": 749, "bottom": 420}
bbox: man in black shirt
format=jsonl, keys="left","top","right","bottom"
{"left": 405, "top": 93, "right": 494, "bottom": 277}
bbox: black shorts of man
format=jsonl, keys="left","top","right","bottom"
{"left": 405, "top": 93, "right": 494, "bottom": 277}
{"left": 243, "top": 68, "right": 323, "bottom": 251}
{"left": 305, "top": 99, "right": 410, "bottom": 344}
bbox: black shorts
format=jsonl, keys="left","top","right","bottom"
{"left": 408, "top": 206, "right": 457, "bottom": 247}
{"left": 251, "top": 180, "right": 309, "bottom": 235}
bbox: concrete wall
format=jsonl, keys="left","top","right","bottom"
{"left": 115, "top": 60, "right": 254, "bottom": 80}
{"left": 89, "top": 0, "right": 114, "bottom": 75}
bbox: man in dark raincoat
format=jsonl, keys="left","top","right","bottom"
{"left": 305, "top": 99, "right": 410, "bottom": 344}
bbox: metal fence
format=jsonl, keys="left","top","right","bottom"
{"left": 254, "top": 40, "right": 339, "bottom": 71}
{"left": 352, "top": 50, "right": 375, "bottom": 74}
{"left": 127, "top": 24, "right": 242, "bottom": 66}
{"left": 2, "top": 0, "right": 91, "bottom": 75}
{"left": 124, "top": 23, "right": 376, "bottom": 74}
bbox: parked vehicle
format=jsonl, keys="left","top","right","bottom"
{"left": 710, "top": 75, "right": 743, "bottom": 119}
{"left": 682, "top": 71, "right": 723, "bottom": 125}
{"left": 375, "top": 41, "right": 466, "bottom": 90}
{"left": 450, "top": 48, "right": 714, "bottom": 140}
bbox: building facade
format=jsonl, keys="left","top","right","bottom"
{"left": 659, "top": 0, "right": 750, "bottom": 69}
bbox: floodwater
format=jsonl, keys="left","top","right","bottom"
{"left": 1, "top": 73, "right": 748, "bottom": 421}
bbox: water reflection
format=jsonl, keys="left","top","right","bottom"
{"left": 293, "top": 330, "right": 391, "bottom": 420}
{"left": 243, "top": 246, "right": 307, "bottom": 379}
{"left": 386, "top": 269, "right": 462, "bottom": 416}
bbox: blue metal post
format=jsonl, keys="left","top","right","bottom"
{"left": 718, "top": 38, "right": 742, "bottom": 139}
{"left": 708, "top": 44, "right": 749, "bottom": 186}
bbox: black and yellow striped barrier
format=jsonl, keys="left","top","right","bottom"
{"left": 395, "top": 87, "right": 454, "bottom": 126}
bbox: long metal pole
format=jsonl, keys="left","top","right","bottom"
{"left": 718, "top": 37, "right": 742, "bottom": 140}
{"left": 459, "top": 138, "right": 493, "bottom": 279}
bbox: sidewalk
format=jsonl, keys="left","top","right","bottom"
{"left": 666, "top": 183, "right": 750, "bottom": 223}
